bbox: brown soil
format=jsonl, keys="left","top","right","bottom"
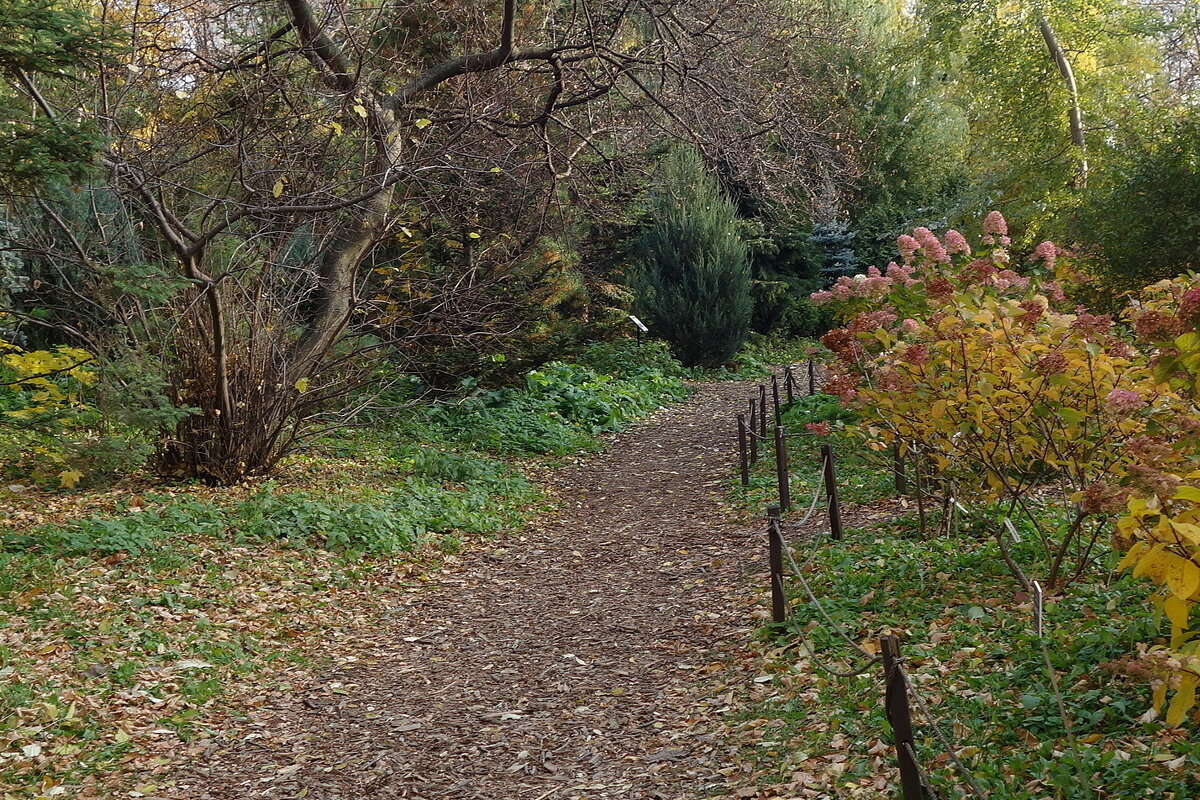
{"left": 165, "top": 380, "right": 767, "bottom": 800}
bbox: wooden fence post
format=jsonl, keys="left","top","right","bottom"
{"left": 775, "top": 425, "right": 791, "bottom": 512}
{"left": 785, "top": 366, "right": 795, "bottom": 402}
{"left": 879, "top": 636, "right": 927, "bottom": 800}
{"left": 821, "top": 444, "right": 843, "bottom": 540}
{"left": 748, "top": 401, "right": 758, "bottom": 464}
{"left": 808, "top": 358, "right": 816, "bottom": 395}
{"left": 767, "top": 505, "right": 787, "bottom": 625}
{"left": 771, "top": 375, "right": 782, "bottom": 426}
{"left": 737, "top": 413, "right": 750, "bottom": 487}
{"left": 759, "top": 384, "right": 768, "bottom": 438}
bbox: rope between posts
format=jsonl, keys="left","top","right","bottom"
{"left": 786, "top": 474, "right": 824, "bottom": 532}
{"left": 795, "top": 637, "right": 883, "bottom": 679}
{"left": 771, "top": 509, "right": 881, "bottom": 679}
{"left": 784, "top": 548, "right": 881, "bottom": 665}
{"left": 747, "top": 374, "right": 989, "bottom": 799}
{"left": 771, "top": 473, "right": 881, "bottom": 671}
{"left": 897, "top": 663, "right": 991, "bottom": 800}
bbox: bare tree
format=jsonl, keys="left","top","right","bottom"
{"left": 17, "top": 0, "right": 850, "bottom": 483}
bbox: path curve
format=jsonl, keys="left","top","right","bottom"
{"left": 170, "top": 380, "right": 760, "bottom": 799}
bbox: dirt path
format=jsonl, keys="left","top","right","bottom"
{"left": 168, "top": 380, "right": 763, "bottom": 800}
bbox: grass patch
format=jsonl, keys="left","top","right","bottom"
{"left": 734, "top": 526, "right": 1198, "bottom": 799}
{"left": 737, "top": 392, "right": 892, "bottom": 516}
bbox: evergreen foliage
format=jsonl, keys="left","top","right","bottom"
{"left": 632, "top": 148, "right": 752, "bottom": 368}
{"left": 0, "top": 0, "right": 111, "bottom": 190}
{"left": 809, "top": 220, "right": 861, "bottom": 284}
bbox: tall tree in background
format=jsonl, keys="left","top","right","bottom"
{"left": 632, "top": 147, "right": 751, "bottom": 368}
{"left": 0, "top": 0, "right": 112, "bottom": 315}
{"left": 910, "top": 0, "right": 1164, "bottom": 231}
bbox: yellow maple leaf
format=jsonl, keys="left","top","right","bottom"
{"left": 58, "top": 469, "right": 84, "bottom": 489}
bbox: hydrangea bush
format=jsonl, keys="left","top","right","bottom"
{"left": 813, "top": 214, "right": 1200, "bottom": 725}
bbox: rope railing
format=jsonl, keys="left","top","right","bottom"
{"left": 899, "top": 664, "right": 991, "bottom": 800}
{"left": 740, "top": 362, "right": 1001, "bottom": 800}
{"left": 768, "top": 499, "right": 882, "bottom": 681}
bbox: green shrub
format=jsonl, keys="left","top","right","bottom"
{"left": 780, "top": 393, "right": 856, "bottom": 427}
{"left": 0, "top": 346, "right": 193, "bottom": 490}
{"left": 779, "top": 297, "right": 836, "bottom": 339}
{"left": 406, "top": 448, "right": 506, "bottom": 483}
{"left": 571, "top": 339, "right": 686, "bottom": 381}
{"left": 427, "top": 360, "right": 687, "bottom": 454}
{"left": 232, "top": 475, "right": 535, "bottom": 552}
{"left": 631, "top": 146, "right": 752, "bottom": 367}
{"left": 233, "top": 492, "right": 419, "bottom": 552}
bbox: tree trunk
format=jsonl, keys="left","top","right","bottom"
{"left": 1038, "top": 15, "right": 1088, "bottom": 188}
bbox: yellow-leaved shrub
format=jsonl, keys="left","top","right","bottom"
{"left": 813, "top": 216, "right": 1200, "bottom": 724}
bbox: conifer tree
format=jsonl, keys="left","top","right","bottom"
{"left": 632, "top": 147, "right": 751, "bottom": 368}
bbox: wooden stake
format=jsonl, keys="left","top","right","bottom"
{"left": 767, "top": 505, "right": 786, "bottom": 625}
{"left": 771, "top": 375, "right": 782, "bottom": 426}
{"left": 758, "top": 384, "right": 768, "bottom": 438}
{"left": 775, "top": 425, "right": 791, "bottom": 512}
{"left": 879, "top": 636, "right": 927, "bottom": 800}
{"left": 748, "top": 401, "right": 758, "bottom": 464}
{"left": 821, "top": 444, "right": 843, "bottom": 540}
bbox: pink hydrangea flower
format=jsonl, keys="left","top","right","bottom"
{"left": 823, "top": 371, "right": 859, "bottom": 402}
{"left": 810, "top": 290, "right": 833, "bottom": 305}
{"left": 1106, "top": 340, "right": 1137, "bottom": 359}
{"left": 900, "top": 344, "right": 929, "bottom": 365}
{"left": 896, "top": 234, "right": 920, "bottom": 262}
{"left": 849, "top": 309, "right": 899, "bottom": 332}
{"left": 1105, "top": 389, "right": 1146, "bottom": 416}
{"left": 1018, "top": 299, "right": 1045, "bottom": 327}
{"left": 1071, "top": 312, "right": 1112, "bottom": 335}
{"left": 996, "top": 270, "right": 1030, "bottom": 290}
{"left": 1034, "top": 352, "right": 1068, "bottom": 376}
{"left": 1179, "top": 287, "right": 1200, "bottom": 324}
{"left": 1034, "top": 241, "right": 1059, "bottom": 267}
{"left": 900, "top": 318, "right": 920, "bottom": 335}
{"left": 805, "top": 421, "right": 832, "bottom": 435}
{"left": 927, "top": 276, "right": 954, "bottom": 300}
{"left": 1080, "top": 481, "right": 1131, "bottom": 514}
{"left": 944, "top": 229, "right": 970, "bottom": 256}
{"left": 913, "top": 227, "right": 950, "bottom": 264}
{"left": 1133, "top": 310, "right": 1185, "bottom": 342}
{"left": 983, "top": 211, "right": 1008, "bottom": 236}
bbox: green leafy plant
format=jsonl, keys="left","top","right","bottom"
{"left": 428, "top": 359, "right": 687, "bottom": 455}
